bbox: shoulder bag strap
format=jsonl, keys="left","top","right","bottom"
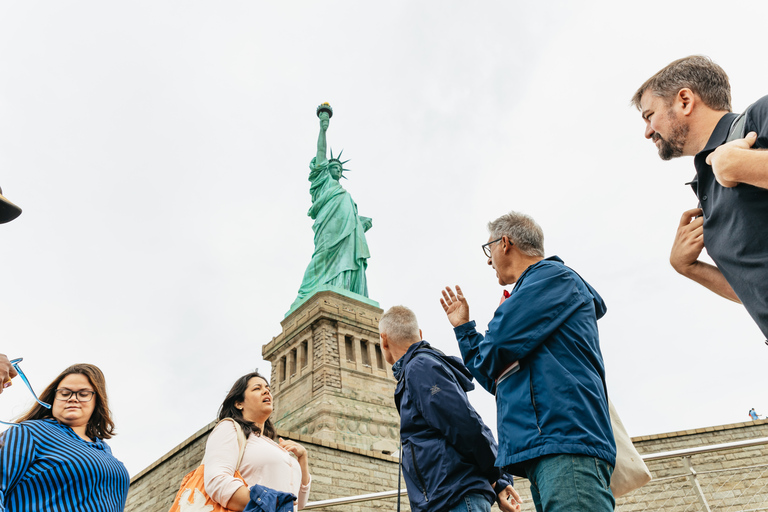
{"left": 217, "top": 418, "right": 249, "bottom": 471}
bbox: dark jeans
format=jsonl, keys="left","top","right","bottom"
{"left": 447, "top": 492, "right": 492, "bottom": 512}
{"left": 524, "top": 454, "right": 615, "bottom": 512}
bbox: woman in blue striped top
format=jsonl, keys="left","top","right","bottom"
{"left": 0, "top": 363, "right": 129, "bottom": 512}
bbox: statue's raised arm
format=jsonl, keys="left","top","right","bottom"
{"left": 316, "top": 103, "right": 331, "bottom": 165}
{"left": 289, "top": 103, "right": 373, "bottom": 312}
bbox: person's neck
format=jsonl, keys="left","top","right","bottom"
{"left": 70, "top": 424, "right": 91, "bottom": 441}
{"left": 243, "top": 414, "right": 267, "bottom": 434}
{"left": 686, "top": 109, "right": 730, "bottom": 155}
{"left": 393, "top": 338, "right": 423, "bottom": 364}
{"left": 510, "top": 255, "right": 544, "bottom": 283}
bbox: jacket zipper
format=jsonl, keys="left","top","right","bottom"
{"left": 410, "top": 445, "right": 429, "bottom": 502}
{"left": 530, "top": 379, "right": 542, "bottom": 434}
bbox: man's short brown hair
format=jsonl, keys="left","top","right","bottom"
{"left": 632, "top": 55, "right": 731, "bottom": 112}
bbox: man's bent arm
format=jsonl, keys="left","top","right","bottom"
{"left": 707, "top": 133, "right": 768, "bottom": 189}
{"left": 675, "top": 260, "right": 741, "bottom": 303}
{"left": 457, "top": 266, "right": 586, "bottom": 380}
{"left": 670, "top": 208, "right": 741, "bottom": 303}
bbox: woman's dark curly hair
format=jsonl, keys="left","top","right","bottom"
{"left": 18, "top": 363, "right": 116, "bottom": 440}
{"left": 217, "top": 370, "right": 276, "bottom": 440}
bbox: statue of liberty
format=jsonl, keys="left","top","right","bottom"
{"left": 290, "top": 103, "right": 372, "bottom": 310}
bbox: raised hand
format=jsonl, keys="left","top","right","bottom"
{"left": 318, "top": 112, "right": 330, "bottom": 132}
{"left": 440, "top": 285, "right": 470, "bottom": 328}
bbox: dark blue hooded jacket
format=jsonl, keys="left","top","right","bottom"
{"left": 455, "top": 256, "right": 616, "bottom": 475}
{"left": 393, "top": 340, "right": 510, "bottom": 512}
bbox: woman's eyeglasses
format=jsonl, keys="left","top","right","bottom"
{"left": 54, "top": 389, "right": 96, "bottom": 402}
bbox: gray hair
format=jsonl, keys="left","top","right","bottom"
{"left": 379, "top": 306, "right": 420, "bottom": 345}
{"left": 631, "top": 55, "right": 731, "bottom": 112}
{"left": 487, "top": 211, "right": 545, "bottom": 257}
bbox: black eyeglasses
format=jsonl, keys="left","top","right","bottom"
{"left": 482, "top": 237, "right": 511, "bottom": 258}
{"left": 0, "top": 358, "right": 53, "bottom": 427}
{"left": 54, "top": 388, "right": 96, "bottom": 402}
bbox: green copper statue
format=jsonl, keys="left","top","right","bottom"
{"left": 290, "top": 103, "right": 372, "bottom": 310}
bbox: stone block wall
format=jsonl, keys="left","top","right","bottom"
{"left": 125, "top": 418, "right": 768, "bottom": 511}
{"left": 124, "top": 421, "right": 215, "bottom": 512}
{"left": 124, "top": 423, "right": 404, "bottom": 512}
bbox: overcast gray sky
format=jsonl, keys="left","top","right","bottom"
{"left": 1, "top": 1, "right": 767, "bottom": 476}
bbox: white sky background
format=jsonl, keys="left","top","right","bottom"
{"left": 1, "top": 1, "right": 767, "bottom": 477}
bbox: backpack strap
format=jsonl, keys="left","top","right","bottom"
{"left": 726, "top": 104, "right": 753, "bottom": 143}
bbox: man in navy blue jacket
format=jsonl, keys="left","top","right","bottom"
{"left": 441, "top": 211, "right": 616, "bottom": 512}
{"left": 379, "top": 305, "right": 520, "bottom": 512}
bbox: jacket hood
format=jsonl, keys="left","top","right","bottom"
{"left": 394, "top": 340, "right": 475, "bottom": 394}
{"left": 541, "top": 256, "right": 607, "bottom": 320}
{"left": 580, "top": 273, "right": 607, "bottom": 320}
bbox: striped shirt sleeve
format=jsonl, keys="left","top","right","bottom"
{"left": 0, "top": 425, "right": 36, "bottom": 511}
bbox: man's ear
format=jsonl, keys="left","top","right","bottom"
{"left": 503, "top": 236, "right": 513, "bottom": 253}
{"left": 419, "top": 329, "right": 423, "bottom": 340}
{"left": 380, "top": 333, "right": 389, "bottom": 350}
{"left": 677, "top": 88, "right": 696, "bottom": 116}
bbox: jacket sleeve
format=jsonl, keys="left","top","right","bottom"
{"left": 0, "top": 425, "right": 36, "bottom": 510}
{"left": 408, "top": 356, "right": 501, "bottom": 483}
{"left": 203, "top": 421, "right": 246, "bottom": 507}
{"left": 453, "top": 321, "right": 497, "bottom": 395}
{"left": 456, "top": 264, "right": 589, "bottom": 381}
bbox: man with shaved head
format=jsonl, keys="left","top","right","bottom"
{"left": 379, "top": 305, "right": 520, "bottom": 512}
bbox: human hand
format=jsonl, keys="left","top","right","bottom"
{"left": 0, "top": 354, "right": 17, "bottom": 394}
{"left": 279, "top": 438, "right": 308, "bottom": 460}
{"left": 706, "top": 131, "right": 757, "bottom": 187}
{"left": 497, "top": 485, "right": 522, "bottom": 512}
{"left": 670, "top": 208, "right": 705, "bottom": 275}
{"left": 440, "top": 286, "right": 470, "bottom": 328}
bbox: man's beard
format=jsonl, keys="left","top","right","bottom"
{"left": 654, "top": 113, "right": 688, "bottom": 161}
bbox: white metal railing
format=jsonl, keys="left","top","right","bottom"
{"left": 302, "top": 437, "right": 768, "bottom": 510}
{"left": 303, "top": 489, "right": 406, "bottom": 509}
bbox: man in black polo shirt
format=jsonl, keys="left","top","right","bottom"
{"left": 632, "top": 55, "right": 768, "bottom": 341}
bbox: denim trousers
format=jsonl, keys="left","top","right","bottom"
{"left": 447, "top": 492, "right": 492, "bottom": 512}
{"left": 524, "top": 454, "right": 615, "bottom": 512}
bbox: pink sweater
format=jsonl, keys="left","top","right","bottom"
{"left": 203, "top": 421, "right": 311, "bottom": 509}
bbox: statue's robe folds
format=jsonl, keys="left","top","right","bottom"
{"left": 292, "top": 157, "right": 372, "bottom": 307}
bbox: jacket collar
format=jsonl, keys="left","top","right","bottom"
{"left": 513, "top": 255, "right": 563, "bottom": 290}
{"left": 392, "top": 340, "right": 430, "bottom": 381}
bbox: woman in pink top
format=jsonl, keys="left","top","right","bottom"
{"left": 203, "top": 371, "right": 311, "bottom": 510}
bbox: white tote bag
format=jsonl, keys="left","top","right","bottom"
{"left": 609, "top": 398, "right": 652, "bottom": 497}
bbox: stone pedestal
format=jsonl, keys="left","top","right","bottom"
{"left": 262, "top": 290, "right": 399, "bottom": 454}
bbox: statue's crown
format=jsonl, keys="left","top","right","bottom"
{"left": 328, "top": 149, "right": 350, "bottom": 179}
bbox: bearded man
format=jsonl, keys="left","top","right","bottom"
{"left": 633, "top": 55, "right": 768, "bottom": 341}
